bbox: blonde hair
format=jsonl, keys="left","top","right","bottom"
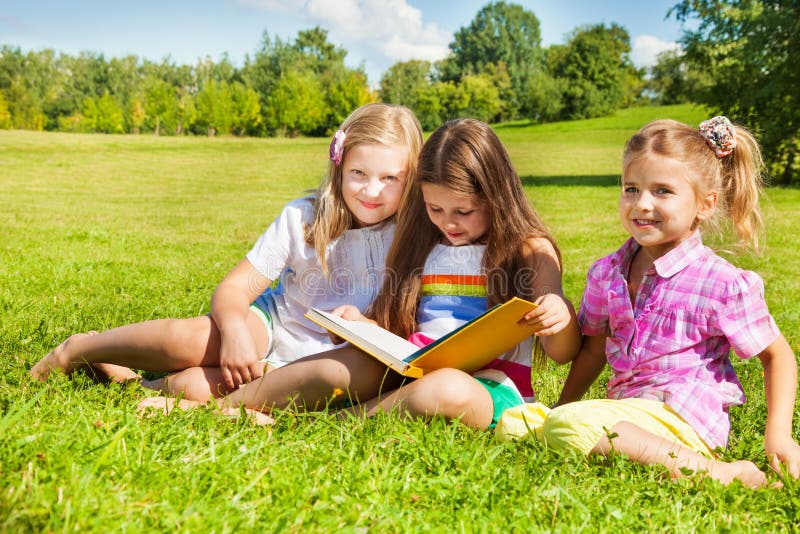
{"left": 623, "top": 119, "right": 764, "bottom": 250}
{"left": 305, "top": 103, "right": 423, "bottom": 273}
{"left": 371, "top": 118, "right": 560, "bottom": 362}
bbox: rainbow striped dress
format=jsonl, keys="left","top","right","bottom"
{"left": 413, "top": 244, "right": 535, "bottom": 401}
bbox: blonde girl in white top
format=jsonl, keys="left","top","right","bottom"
{"left": 31, "top": 103, "right": 423, "bottom": 401}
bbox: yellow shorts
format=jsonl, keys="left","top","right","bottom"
{"left": 495, "top": 398, "right": 714, "bottom": 457}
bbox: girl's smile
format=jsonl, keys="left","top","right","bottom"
{"left": 619, "top": 154, "right": 715, "bottom": 260}
{"left": 421, "top": 183, "right": 490, "bottom": 246}
{"left": 341, "top": 143, "right": 408, "bottom": 228}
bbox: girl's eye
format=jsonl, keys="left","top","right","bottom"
{"left": 457, "top": 210, "right": 474, "bottom": 216}
{"left": 382, "top": 175, "right": 398, "bottom": 182}
{"left": 428, "top": 206, "right": 442, "bottom": 213}
{"left": 350, "top": 169, "right": 364, "bottom": 176}
{"left": 623, "top": 186, "right": 638, "bottom": 194}
{"left": 655, "top": 187, "right": 672, "bottom": 195}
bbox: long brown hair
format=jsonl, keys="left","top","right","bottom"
{"left": 371, "top": 118, "right": 560, "bottom": 339}
{"left": 623, "top": 119, "right": 764, "bottom": 250}
{"left": 305, "top": 103, "right": 423, "bottom": 273}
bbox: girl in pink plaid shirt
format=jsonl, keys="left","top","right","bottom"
{"left": 498, "top": 116, "right": 800, "bottom": 488}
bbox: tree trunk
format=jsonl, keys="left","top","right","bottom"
{"left": 780, "top": 144, "right": 796, "bottom": 186}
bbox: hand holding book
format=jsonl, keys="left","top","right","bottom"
{"left": 322, "top": 304, "right": 377, "bottom": 344}
{"left": 305, "top": 297, "right": 538, "bottom": 378}
{"left": 516, "top": 293, "right": 575, "bottom": 337}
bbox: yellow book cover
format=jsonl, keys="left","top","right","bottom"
{"left": 304, "top": 297, "right": 537, "bottom": 378}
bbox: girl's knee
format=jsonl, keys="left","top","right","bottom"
{"left": 163, "top": 367, "right": 222, "bottom": 402}
{"left": 420, "top": 368, "right": 483, "bottom": 414}
{"left": 310, "top": 358, "right": 353, "bottom": 390}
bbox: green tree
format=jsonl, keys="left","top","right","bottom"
{"left": 144, "top": 77, "right": 176, "bottom": 136}
{"left": 0, "top": 91, "right": 11, "bottom": 128}
{"left": 523, "top": 72, "right": 567, "bottom": 123}
{"left": 195, "top": 79, "right": 233, "bottom": 136}
{"left": 0, "top": 48, "right": 49, "bottom": 130}
{"left": 82, "top": 92, "right": 124, "bottom": 133}
{"left": 243, "top": 27, "right": 367, "bottom": 135}
{"left": 323, "top": 67, "right": 374, "bottom": 135}
{"left": 128, "top": 98, "right": 146, "bottom": 134}
{"left": 672, "top": 0, "right": 799, "bottom": 184}
{"left": 5, "top": 76, "right": 46, "bottom": 130}
{"left": 294, "top": 27, "right": 347, "bottom": 73}
{"left": 646, "top": 49, "right": 712, "bottom": 105}
{"left": 413, "top": 83, "right": 445, "bottom": 131}
{"left": 229, "top": 81, "right": 261, "bottom": 136}
{"left": 548, "top": 23, "right": 639, "bottom": 120}
{"left": 175, "top": 87, "right": 196, "bottom": 135}
{"left": 449, "top": 73, "right": 502, "bottom": 123}
{"left": 444, "top": 1, "right": 543, "bottom": 118}
{"left": 379, "top": 60, "right": 432, "bottom": 108}
{"left": 265, "top": 70, "right": 326, "bottom": 136}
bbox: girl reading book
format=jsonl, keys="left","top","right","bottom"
{"left": 140, "top": 118, "right": 580, "bottom": 429}
{"left": 31, "top": 103, "right": 423, "bottom": 401}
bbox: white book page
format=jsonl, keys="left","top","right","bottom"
{"left": 312, "top": 309, "right": 420, "bottom": 360}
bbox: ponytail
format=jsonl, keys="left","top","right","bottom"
{"left": 719, "top": 125, "right": 764, "bottom": 250}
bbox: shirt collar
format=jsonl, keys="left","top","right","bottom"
{"left": 653, "top": 231, "right": 707, "bottom": 278}
{"left": 612, "top": 231, "right": 707, "bottom": 279}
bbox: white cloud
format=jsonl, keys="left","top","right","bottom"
{"left": 237, "top": 0, "right": 305, "bottom": 13}
{"left": 631, "top": 35, "right": 681, "bottom": 67}
{"left": 239, "top": 0, "right": 451, "bottom": 82}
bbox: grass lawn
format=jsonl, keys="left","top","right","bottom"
{"left": 1, "top": 104, "right": 799, "bottom": 531}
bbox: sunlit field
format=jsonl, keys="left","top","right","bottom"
{"left": 2, "top": 104, "right": 799, "bottom": 531}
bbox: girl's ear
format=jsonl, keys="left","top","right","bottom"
{"left": 696, "top": 190, "right": 718, "bottom": 221}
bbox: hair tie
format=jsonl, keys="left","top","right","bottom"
{"left": 329, "top": 129, "right": 346, "bottom": 166}
{"left": 699, "top": 116, "right": 737, "bottom": 158}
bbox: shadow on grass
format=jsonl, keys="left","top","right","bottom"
{"left": 521, "top": 174, "right": 620, "bottom": 187}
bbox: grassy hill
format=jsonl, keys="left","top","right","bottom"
{"left": 1, "top": 104, "right": 798, "bottom": 531}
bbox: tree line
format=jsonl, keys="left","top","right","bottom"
{"left": 0, "top": 2, "right": 644, "bottom": 138}
{"left": 0, "top": 1, "right": 796, "bottom": 182}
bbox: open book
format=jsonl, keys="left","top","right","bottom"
{"left": 304, "top": 297, "right": 537, "bottom": 378}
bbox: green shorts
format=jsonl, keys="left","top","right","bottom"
{"left": 248, "top": 302, "right": 274, "bottom": 359}
{"left": 474, "top": 377, "right": 525, "bottom": 428}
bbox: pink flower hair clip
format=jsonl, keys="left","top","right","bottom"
{"left": 699, "top": 116, "right": 737, "bottom": 158}
{"left": 329, "top": 129, "right": 346, "bottom": 166}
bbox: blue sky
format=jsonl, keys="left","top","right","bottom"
{"left": 0, "top": 0, "right": 683, "bottom": 86}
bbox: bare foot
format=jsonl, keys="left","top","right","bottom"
{"left": 31, "top": 332, "right": 95, "bottom": 380}
{"left": 219, "top": 406, "right": 274, "bottom": 426}
{"left": 137, "top": 396, "right": 201, "bottom": 415}
{"left": 706, "top": 459, "right": 771, "bottom": 489}
{"left": 90, "top": 362, "right": 141, "bottom": 383}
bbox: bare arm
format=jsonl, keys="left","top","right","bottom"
{"left": 517, "top": 237, "right": 581, "bottom": 363}
{"left": 211, "top": 258, "right": 272, "bottom": 389}
{"left": 758, "top": 334, "right": 800, "bottom": 478}
{"left": 554, "top": 333, "right": 607, "bottom": 406}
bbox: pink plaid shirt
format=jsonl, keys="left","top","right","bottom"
{"left": 579, "top": 231, "right": 779, "bottom": 450}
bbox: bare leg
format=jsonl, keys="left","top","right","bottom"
{"left": 31, "top": 311, "right": 268, "bottom": 380}
{"left": 220, "top": 345, "right": 404, "bottom": 412}
{"left": 73, "top": 331, "right": 142, "bottom": 383}
{"left": 341, "top": 368, "right": 494, "bottom": 429}
{"left": 140, "top": 363, "right": 272, "bottom": 402}
{"left": 89, "top": 362, "right": 142, "bottom": 383}
{"left": 136, "top": 346, "right": 397, "bottom": 420}
{"left": 594, "top": 422, "right": 769, "bottom": 488}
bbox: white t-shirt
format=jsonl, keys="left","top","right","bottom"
{"left": 246, "top": 196, "right": 395, "bottom": 366}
